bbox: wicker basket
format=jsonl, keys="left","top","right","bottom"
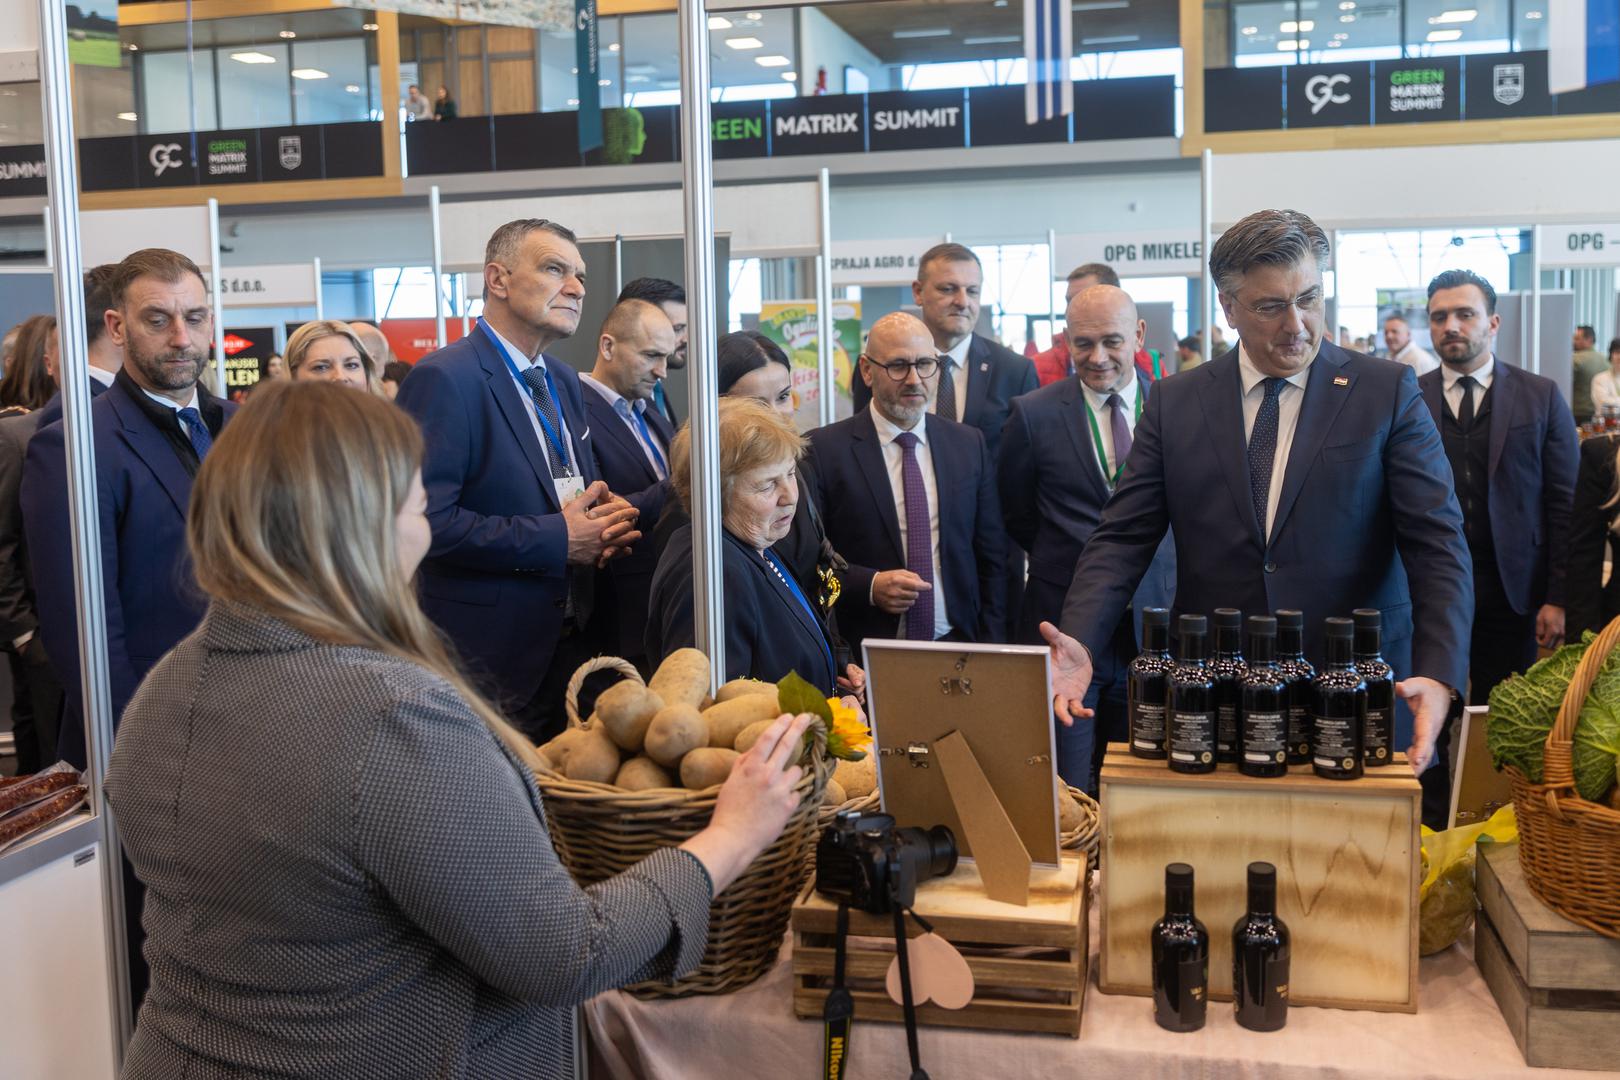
{"left": 1502, "top": 616, "right": 1620, "bottom": 939}
{"left": 1061, "top": 785, "right": 1101, "bottom": 872}
{"left": 533, "top": 656, "right": 830, "bottom": 997}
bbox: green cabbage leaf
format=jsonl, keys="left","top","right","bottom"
{"left": 1486, "top": 632, "right": 1620, "bottom": 800}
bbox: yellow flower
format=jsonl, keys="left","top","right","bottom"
{"left": 826, "top": 696, "right": 872, "bottom": 761}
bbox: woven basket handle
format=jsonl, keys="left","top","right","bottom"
{"left": 1547, "top": 615, "right": 1620, "bottom": 800}
{"left": 564, "top": 656, "right": 644, "bottom": 730}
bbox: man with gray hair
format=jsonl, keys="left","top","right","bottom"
{"left": 1041, "top": 208, "right": 1473, "bottom": 827}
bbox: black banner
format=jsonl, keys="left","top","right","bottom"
{"left": 966, "top": 85, "right": 1070, "bottom": 146}
{"left": 866, "top": 89, "right": 967, "bottom": 152}
{"left": 1286, "top": 62, "right": 1371, "bottom": 128}
{"left": 1076, "top": 75, "right": 1177, "bottom": 141}
{"left": 0, "top": 144, "right": 48, "bottom": 197}
{"left": 322, "top": 121, "right": 385, "bottom": 179}
{"left": 1375, "top": 57, "right": 1460, "bottom": 125}
{"left": 136, "top": 133, "right": 199, "bottom": 187}
{"left": 1204, "top": 68, "right": 1285, "bottom": 132}
{"left": 406, "top": 116, "right": 495, "bottom": 175}
{"left": 709, "top": 101, "right": 770, "bottom": 159}
{"left": 200, "top": 129, "right": 258, "bottom": 184}
{"left": 769, "top": 94, "right": 865, "bottom": 157}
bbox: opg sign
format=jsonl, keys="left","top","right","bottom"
{"left": 1542, "top": 224, "right": 1620, "bottom": 267}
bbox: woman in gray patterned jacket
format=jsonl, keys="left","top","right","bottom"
{"left": 105, "top": 380, "right": 812, "bottom": 1079}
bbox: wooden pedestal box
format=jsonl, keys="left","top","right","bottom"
{"left": 1098, "top": 744, "right": 1420, "bottom": 1012}
{"left": 791, "top": 855, "right": 1089, "bottom": 1036}
{"left": 1475, "top": 841, "right": 1620, "bottom": 1071}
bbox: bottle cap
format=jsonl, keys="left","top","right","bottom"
{"left": 1178, "top": 614, "right": 1207, "bottom": 637}
{"left": 1325, "top": 616, "right": 1353, "bottom": 639}
{"left": 1352, "top": 608, "right": 1381, "bottom": 631}
{"left": 1248, "top": 861, "right": 1277, "bottom": 911}
{"left": 1246, "top": 615, "right": 1277, "bottom": 637}
{"left": 1143, "top": 607, "right": 1170, "bottom": 628}
{"left": 1167, "top": 862, "right": 1194, "bottom": 889}
{"left": 1274, "top": 609, "right": 1303, "bottom": 629}
{"left": 1248, "top": 861, "right": 1277, "bottom": 889}
{"left": 1214, "top": 608, "right": 1242, "bottom": 628}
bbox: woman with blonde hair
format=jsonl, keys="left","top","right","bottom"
{"left": 105, "top": 381, "right": 811, "bottom": 1079}
{"left": 285, "top": 319, "right": 378, "bottom": 392}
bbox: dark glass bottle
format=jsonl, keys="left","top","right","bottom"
{"left": 1233, "top": 861, "right": 1291, "bottom": 1032}
{"left": 1239, "top": 616, "right": 1289, "bottom": 778}
{"left": 1167, "top": 615, "right": 1216, "bottom": 774}
{"left": 1153, "top": 862, "right": 1209, "bottom": 1032}
{"left": 1128, "top": 607, "right": 1173, "bottom": 759}
{"left": 1312, "top": 618, "right": 1366, "bottom": 780}
{"left": 1275, "top": 610, "right": 1315, "bottom": 767}
{"left": 1353, "top": 608, "right": 1396, "bottom": 768}
{"left": 1211, "top": 608, "right": 1246, "bottom": 764}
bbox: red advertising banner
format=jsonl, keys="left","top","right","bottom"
{"left": 380, "top": 318, "right": 467, "bottom": 363}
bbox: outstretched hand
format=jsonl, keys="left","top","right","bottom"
{"left": 1040, "top": 621, "right": 1093, "bottom": 728}
{"left": 1396, "top": 676, "right": 1452, "bottom": 776}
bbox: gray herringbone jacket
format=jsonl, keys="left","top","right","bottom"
{"left": 105, "top": 601, "right": 712, "bottom": 1079}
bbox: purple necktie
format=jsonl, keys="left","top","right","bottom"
{"left": 1106, "top": 393, "right": 1132, "bottom": 480}
{"left": 894, "top": 431, "right": 935, "bottom": 641}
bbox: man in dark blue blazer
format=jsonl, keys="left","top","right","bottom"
{"left": 1418, "top": 270, "right": 1577, "bottom": 801}
{"left": 33, "top": 264, "right": 121, "bottom": 431}
{"left": 617, "top": 277, "right": 686, "bottom": 427}
{"left": 806, "top": 312, "right": 1007, "bottom": 657}
{"left": 1043, "top": 210, "right": 1472, "bottom": 814}
{"left": 395, "top": 219, "right": 641, "bottom": 741}
{"left": 999, "top": 284, "right": 1176, "bottom": 790}
{"left": 579, "top": 298, "right": 676, "bottom": 674}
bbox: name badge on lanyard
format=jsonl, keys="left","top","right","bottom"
{"left": 555, "top": 475, "right": 586, "bottom": 508}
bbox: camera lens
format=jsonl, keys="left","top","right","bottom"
{"left": 925, "top": 825, "right": 958, "bottom": 879}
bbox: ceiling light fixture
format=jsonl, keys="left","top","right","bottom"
{"left": 290, "top": 68, "right": 329, "bottom": 80}
{"left": 782, "top": 71, "right": 797, "bottom": 81}
{"left": 1241, "top": 25, "right": 1259, "bottom": 33}
{"left": 1276, "top": 39, "right": 1305, "bottom": 50}
{"left": 964, "top": 34, "right": 1022, "bottom": 44}
{"left": 1428, "top": 8, "right": 1478, "bottom": 22}
{"left": 1338, "top": 1, "right": 1355, "bottom": 7}
{"left": 599, "top": 77, "right": 613, "bottom": 85}
{"left": 344, "top": 83, "right": 361, "bottom": 93}
{"left": 746, "top": 11, "right": 763, "bottom": 18}
{"left": 725, "top": 36, "right": 764, "bottom": 49}
{"left": 892, "top": 27, "right": 953, "bottom": 37}
{"left": 279, "top": 30, "right": 296, "bottom": 39}
{"left": 363, "top": 23, "right": 379, "bottom": 31}
{"left": 1524, "top": 9, "right": 1543, "bottom": 17}
{"left": 1340, "top": 13, "right": 1357, "bottom": 20}
{"left": 1280, "top": 20, "right": 1315, "bottom": 32}
{"left": 608, "top": 42, "right": 620, "bottom": 50}
{"left": 708, "top": 16, "right": 732, "bottom": 29}
{"left": 230, "top": 51, "right": 277, "bottom": 64}
{"left": 755, "top": 54, "right": 792, "bottom": 66}
{"left": 1081, "top": 33, "right": 1140, "bottom": 44}
{"left": 117, "top": 111, "right": 137, "bottom": 121}
{"left": 1426, "top": 28, "right": 1463, "bottom": 39}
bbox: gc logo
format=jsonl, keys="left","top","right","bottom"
{"left": 149, "top": 142, "right": 183, "bottom": 177}
{"left": 1304, "top": 73, "right": 1351, "bottom": 115}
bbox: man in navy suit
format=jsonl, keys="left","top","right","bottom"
{"left": 1042, "top": 210, "right": 1472, "bottom": 814}
{"left": 617, "top": 277, "right": 686, "bottom": 427}
{"left": 580, "top": 299, "right": 676, "bottom": 674}
{"left": 33, "top": 264, "right": 121, "bottom": 430}
{"left": 999, "top": 284, "right": 1176, "bottom": 790}
{"left": 395, "top": 219, "right": 641, "bottom": 741}
{"left": 1418, "top": 269, "right": 1577, "bottom": 808}
{"left": 806, "top": 312, "right": 1007, "bottom": 657}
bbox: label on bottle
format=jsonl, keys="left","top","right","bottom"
{"left": 1288, "top": 704, "right": 1311, "bottom": 756}
{"left": 1169, "top": 711, "right": 1215, "bottom": 764}
{"left": 1217, "top": 704, "right": 1238, "bottom": 752}
{"left": 1132, "top": 702, "right": 1166, "bottom": 749}
{"left": 1243, "top": 710, "right": 1288, "bottom": 763}
{"left": 1313, "top": 710, "right": 1358, "bottom": 771}
{"left": 1364, "top": 706, "right": 1391, "bottom": 761}
{"left": 1180, "top": 955, "right": 1207, "bottom": 1016}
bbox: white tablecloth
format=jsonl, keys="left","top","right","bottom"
{"left": 585, "top": 892, "right": 1614, "bottom": 1080}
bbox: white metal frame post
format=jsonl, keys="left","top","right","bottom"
{"left": 1200, "top": 148, "right": 1214, "bottom": 366}
{"left": 1046, "top": 227, "right": 1058, "bottom": 339}
{"left": 678, "top": 0, "right": 725, "bottom": 672}
{"left": 430, "top": 184, "right": 447, "bottom": 348}
{"left": 207, "top": 198, "right": 226, "bottom": 395}
{"left": 815, "top": 167, "right": 834, "bottom": 429}
{"left": 312, "top": 257, "right": 324, "bottom": 320}
{"left": 1530, "top": 224, "right": 1543, "bottom": 375}
{"left": 38, "top": 0, "right": 131, "bottom": 1054}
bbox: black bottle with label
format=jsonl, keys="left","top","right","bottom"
{"left": 1239, "top": 616, "right": 1289, "bottom": 778}
{"left": 1153, "top": 862, "right": 1209, "bottom": 1032}
{"left": 1352, "top": 608, "right": 1396, "bottom": 768}
{"left": 1312, "top": 617, "right": 1366, "bottom": 780}
{"left": 1128, "top": 607, "right": 1173, "bottom": 759}
{"left": 1275, "top": 610, "right": 1315, "bottom": 766}
{"left": 1167, "top": 615, "right": 1216, "bottom": 774}
{"left": 1211, "top": 608, "right": 1246, "bottom": 764}
{"left": 1233, "top": 861, "right": 1291, "bottom": 1032}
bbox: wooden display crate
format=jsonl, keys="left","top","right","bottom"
{"left": 791, "top": 855, "right": 1088, "bottom": 1036}
{"left": 1098, "top": 743, "right": 1419, "bottom": 1012}
{"left": 1475, "top": 840, "right": 1620, "bottom": 1071}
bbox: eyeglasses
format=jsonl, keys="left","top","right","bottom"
{"left": 1232, "top": 290, "right": 1325, "bottom": 322}
{"left": 862, "top": 354, "right": 942, "bottom": 381}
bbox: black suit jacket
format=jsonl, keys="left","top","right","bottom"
{"left": 852, "top": 333, "right": 1037, "bottom": 462}
{"left": 1567, "top": 433, "right": 1620, "bottom": 635}
{"left": 805, "top": 408, "right": 1008, "bottom": 653}
{"left": 1417, "top": 360, "right": 1577, "bottom": 614}
{"left": 647, "top": 523, "right": 838, "bottom": 695}
{"left": 32, "top": 374, "right": 109, "bottom": 430}
{"left": 998, "top": 372, "right": 1176, "bottom": 643}
{"left": 1059, "top": 343, "right": 1473, "bottom": 744}
{"left": 579, "top": 380, "right": 674, "bottom": 662}
{"left": 0, "top": 410, "right": 42, "bottom": 645}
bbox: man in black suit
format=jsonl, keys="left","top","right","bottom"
{"left": 1040, "top": 210, "right": 1472, "bottom": 826}
{"left": 33, "top": 264, "right": 122, "bottom": 428}
{"left": 999, "top": 284, "right": 1176, "bottom": 790}
{"left": 806, "top": 312, "right": 1007, "bottom": 656}
{"left": 1418, "top": 269, "right": 1577, "bottom": 719}
{"left": 580, "top": 299, "right": 677, "bottom": 674}
{"left": 618, "top": 277, "right": 686, "bottom": 426}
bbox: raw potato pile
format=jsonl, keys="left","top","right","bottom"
{"left": 537, "top": 651, "right": 790, "bottom": 792}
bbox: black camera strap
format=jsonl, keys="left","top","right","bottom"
{"left": 892, "top": 905, "right": 930, "bottom": 1080}
{"left": 823, "top": 903, "right": 854, "bottom": 1080}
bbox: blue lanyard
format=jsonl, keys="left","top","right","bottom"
{"left": 485, "top": 322, "right": 572, "bottom": 472}
{"left": 763, "top": 548, "right": 835, "bottom": 684}
{"left": 632, "top": 406, "right": 668, "bottom": 476}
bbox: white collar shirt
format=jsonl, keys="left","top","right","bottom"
{"left": 1238, "top": 345, "right": 1313, "bottom": 541}
{"left": 1078, "top": 375, "right": 1141, "bottom": 484}
{"left": 580, "top": 372, "right": 666, "bottom": 479}
{"left": 1440, "top": 355, "right": 1495, "bottom": 419}
{"left": 484, "top": 318, "right": 576, "bottom": 473}
{"left": 87, "top": 365, "right": 117, "bottom": 389}
{"left": 1393, "top": 340, "right": 1440, "bottom": 377}
{"left": 869, "top": 408, "right": 951, "bottom": 641}
{"left": 139, "top": 385, "right": 201, "bottom": 433}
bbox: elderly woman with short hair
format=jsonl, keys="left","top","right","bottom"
{"left": 646, "top": 396, "right": 843, "bottom": 696}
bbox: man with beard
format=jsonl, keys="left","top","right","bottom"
{"left": 998, "top": 285, "right": 1175, "bottom": 790}
{"left": 617, "top": 277, "right": 687, "bottom": 426}
{"left": 804, "top": 312, "right": 1007, "bottom": 656}
{"left": 1418, "top": 269, "right": 1576, "bottom": 796}
{"left": 23, "top": 248, "right": 235, "bottom": 767}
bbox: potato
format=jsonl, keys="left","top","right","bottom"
{"left": 563, "top": 726, "right": 622, "bottom": 784}
{"left": 538, "top": 727, "right": 590, "bottom": 771}
{"left": 832, "top": 754, "right": 877, "bottom": 799}
{"left": 821, "top": 779, "right": 847, "bottom": 807}
{"left": 680, "top": 747, "right": 740, "bottom": 790}
{"left": 615, "top": 756, "right": 676, "bottom": 791}
{"left": 595, "top": 681, "right": 665, "bottom": 752}
{"left": 716, "top": 677, "right": 777, "bottom": 703}
{"left": 643, "top": 704, "right": 708, "bottom": 767}
{"left": 1057, "top": 786, "right": 1085, "bottom": 833}
{"left": 703, "top": 693, "right": 782, "bottom": 749}
{"left": 648, "top": 648, "right": 711, "bottom": 710}
{"left": 733, "top": 719, "right": 775, "bottom": 755}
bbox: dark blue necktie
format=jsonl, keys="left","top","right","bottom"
{"left": 1247, "top": 377, "right": 1284, "bottom": 540}
{"left": 176, "top": 406, "right": 213, "bottom": 461}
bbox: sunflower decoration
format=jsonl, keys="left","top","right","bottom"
{"left": 777, "top": 671, "right": 872, "bottom": 761}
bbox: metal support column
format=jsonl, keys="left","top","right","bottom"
{"left": 207, "top": 198, "right": 226, "bottom": 395}
{"left": 678, "top": 0, "right": 725, "bottom": 675}
{"left": 312, "top": 256, "right": 324, "bottom": 320}
{"left": 38, "top": 0, "right": 131, "bottom": 1056}
{"left": 614, "top": 234, "right": 624, "bottom": 296}
{"left": 816, "top": 167, "right": 834, "bottom": 429}
{"left": 1046, "top": 227, "right": 1058, "bottom": 341}
{"left": 1200, "top": 148, "right": 1214, "bottom": 366}
{"left": 1530, "top": 224, "right": 1543, "bottom": 375}
{"left": 430, "top": 185, "right": 446, "bottom": 348}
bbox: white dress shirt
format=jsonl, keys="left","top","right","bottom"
{"left": 580, "top": 373, "right": 667, "bottom": 478}
{"left": 1440, "top": 355, "right": 1495, "bottom": 419}
{"left": 870, "top": 408, "right": 951, "bottom": 640}
{"left": 1592, "top": 369, "right": 1620, "bottom": 416}
{"left": 1238, "top": 345, "right": 1313, "bottom": 540}
{"left": 1079, "top": 375, "right": 1141, "bottom": 483}
{"left": 88, "top": 365, "right": 116, "bottom": 389}
{"left": 932, "top": 336, "right": 972, "bottom": 423}
{"left": 139, "top": 384, "right": 200, "bottom": 431}
{"left": 1393, "top": 340, "right": 1440, "bottom": 377}
{"left": 484, "top": 318, "right": 576, "bottom": 474}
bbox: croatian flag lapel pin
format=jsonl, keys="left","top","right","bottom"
{"left": 1333, "top": 375, "right": 1349, "bottom": 387}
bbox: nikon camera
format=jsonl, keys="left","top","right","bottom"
{"left": 815, "top": 810, "right": 958, "bottom": 914}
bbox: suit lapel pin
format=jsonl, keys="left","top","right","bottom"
{"left": 1333, "top": 375, "right": 1349, "bottom": 387}
{"left": 979, "top": 362, "right": 989, "bottom": 372}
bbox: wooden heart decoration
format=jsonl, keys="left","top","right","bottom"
{"left": 885, "top": 932, "right": 974, "bottom": 1010}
